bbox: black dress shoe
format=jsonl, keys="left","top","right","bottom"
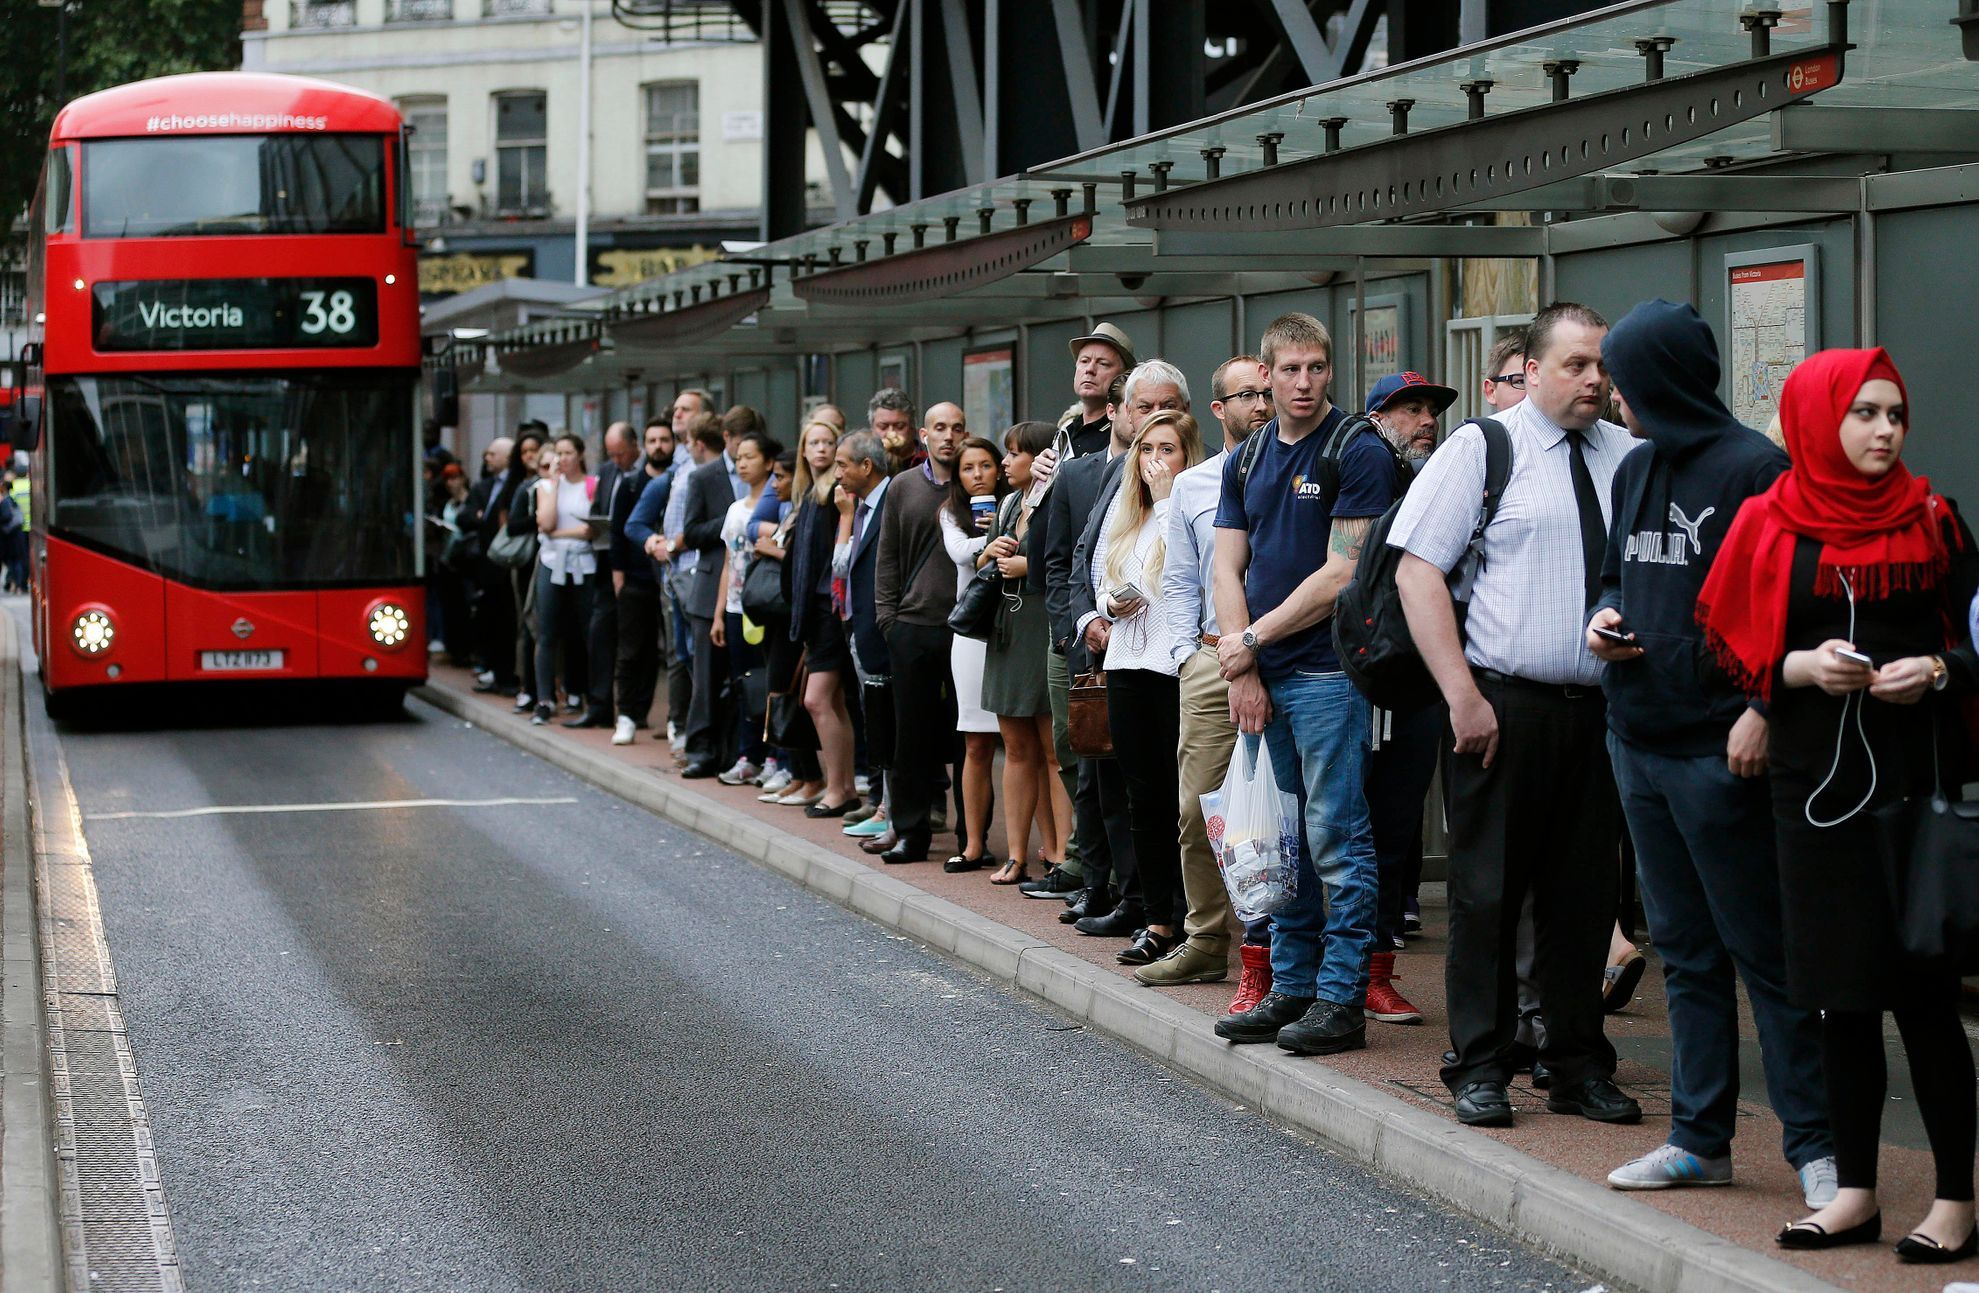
{"left": 1530, "top": 1060, "right": 1553, "bottom": 1090}
{"left": 880, "top": 836, "right": 930, "bottom": 865}
{"left": 804, "top": 797, "right": 862, "bottom": 819}
{"left": 1453, "top": 1081, "right": 1514, "bottom": 1127}
{"left": 1896, "top": 1227, "right": 1977, "bottom": 1264}
{"left": 1019, "top": 865, "right": 1082, "bottom": 899}
{"left": 562, "top": 712, "right": 611, "bottom": 729}
{"left": 1074, "top": 900, "right": 1147, "bottom": 937}
{"left": 1776, "top": 1212, "right": 1881, "bottom": 1250}
{"left": 679, "top": 760, "right": 720, "bottom": 779}
{"left": 1059, "top": 887, "right": 1113, "bottom": 924}
{"left": 1213, "top": 991, "right": 1315, "bottom": 1044}
{"left": 1545, "top": 1076, "right": 1642, "bottom": 1124}
{"left": 859, "top": 830, "right": 900, "bottom": 855}
{"left": 1116, "top": 927, "right": 1182, "bottom": 966}
{"left": 1276, "top": 998, "right": 1368, "bottom": 1056}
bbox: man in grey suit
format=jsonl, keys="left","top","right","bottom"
{"left": 676, "top": 421, "right": 746, "bottom": 777}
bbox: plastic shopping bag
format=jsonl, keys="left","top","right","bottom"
{"left": 1203, "top": 734, "right": 1301, "bottom": 918}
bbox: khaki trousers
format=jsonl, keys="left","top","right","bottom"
{"left": 1177, "top": 646, "right": 1239, "bottom": 955}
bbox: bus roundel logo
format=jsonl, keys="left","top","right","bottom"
{"left": 231, "top": 618, "right": 254, "bottom": 639}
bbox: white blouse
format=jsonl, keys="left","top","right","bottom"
{"left": 1092, "top": 498, "right": 1175, "bottom": 676}
{"left": 539, "top": 476, "right": 598, "bottom": 586}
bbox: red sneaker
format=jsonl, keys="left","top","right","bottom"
{"left": 1365, "top": 950, "right": 1423, "bottom": 1024}
{"left": 1226, "top": 944, "right": 1273, "bottom": 1015}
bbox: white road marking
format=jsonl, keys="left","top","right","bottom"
{"left": 84, "top": 796, "right": 578, "bottom": 821}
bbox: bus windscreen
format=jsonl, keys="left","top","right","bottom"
{"left": 81, "top": 135, "right": 385, "bottom": 238}
{"left": 48, "top": 370, "right": 415, "bottom": 590}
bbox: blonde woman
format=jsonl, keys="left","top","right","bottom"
{"left": 1089, "top": 409, "right": 1204, "bottom": 966}
{"left": 786, "top": 420, "right": 863, "bottom": 817}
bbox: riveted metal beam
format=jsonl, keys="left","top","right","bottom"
{"left": 611, "top": 286, "right": 773, "bottom": 348}
{"left": 791, "top": 212, "right": 1093, "bottom": 306}
{"left": 1125, "top": 43, "right": 1848, "bottom": 232}
{"left": 1154, "top": 224, "right": 1546, "bottom": 258}
{"left": 1452, "top": 170, "right": 1863, "bottom": 213}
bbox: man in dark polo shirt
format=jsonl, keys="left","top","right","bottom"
{"left": 1210, "top": 312, "right": 1395, "bottom": 1058}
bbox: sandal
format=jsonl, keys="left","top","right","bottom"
{"left": 990, "top": 858, "right": 1028, "bottom": 885}
{"left": 943, "top": 853, "right": 989, "bottom": 873}
{"left": 1602, "top": 949, "right": 1647, "bottom": 1014}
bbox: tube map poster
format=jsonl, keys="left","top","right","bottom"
{"left": 1728, "top": 255, "right": 1812, "bottom": 433}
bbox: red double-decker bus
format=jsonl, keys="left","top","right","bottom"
{"left": 12, "top": 71, "right": 427, "bottom": 717}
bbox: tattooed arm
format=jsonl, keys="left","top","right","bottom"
{"left": 1240, "top": 515, "right": 1373, "bottom": 647}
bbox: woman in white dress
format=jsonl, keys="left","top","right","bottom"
{"left": 937, "top": 436, "right": 1008, "bottom": 872}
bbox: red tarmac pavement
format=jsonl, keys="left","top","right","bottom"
{"left": 430, "top": 660, "right": 1964, "bottom": 1291}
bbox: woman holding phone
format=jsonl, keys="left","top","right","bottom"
{"left": 938, "top": 436, "right": 1009, "bottom": 872}
{"left": 1697, "top": 348, "right": 1979, "bottom": 1266}
{"left": 1085, "top": 410, "right": 1203, "bottom": 963}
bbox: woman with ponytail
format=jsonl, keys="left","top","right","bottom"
{"left": 1697, "top": 347, "right": 1979, "bottom": 1265}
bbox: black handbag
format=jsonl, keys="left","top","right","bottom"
{"left": 1873, "top": 705, "right": 1979, "bottom": 966}
{"left": 766, "top": 652, "right": 818, "bottom": 751}
{"left": 741, "top": 555, "right": 788, "bottom": 622}
{"left": 948, "top": 563, "right": 1002, "bottom": 640}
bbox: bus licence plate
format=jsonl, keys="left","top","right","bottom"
{"left": 199, "top": 650, "right": 285, "bottom": 672}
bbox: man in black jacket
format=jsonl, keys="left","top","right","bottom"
{"left": 1588, "top": 300, "right": 1835, "bottom": 1204}
{"left": 676, "top": 425, "right": 745, "bottom": 777}
{"left": 463, "top": 435, "right": 517, "bottom": 693}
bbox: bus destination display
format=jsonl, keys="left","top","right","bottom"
{"left": 92, "top": 278, "right": 379, "bottom": 351}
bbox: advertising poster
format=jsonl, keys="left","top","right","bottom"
{"left": 962, "top": 345, "right": 1016, "bottom": 436}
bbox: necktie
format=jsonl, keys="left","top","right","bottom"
{"left": 1566, "top": 428, "right": 1605, "bottom": 611}
{"left": 853, "top": 499, "right": 870, "bottom": 551}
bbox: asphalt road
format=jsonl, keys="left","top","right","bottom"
{"left": 54, "top": 694, "right": 1590, "bottom": 1292}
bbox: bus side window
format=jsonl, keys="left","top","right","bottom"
{"left": 45, "top": 148, "right": 73, "bottom": 234}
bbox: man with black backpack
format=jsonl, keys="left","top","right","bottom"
{"left": 1209, "top": 313, "right": 1396, "bottom": 1058}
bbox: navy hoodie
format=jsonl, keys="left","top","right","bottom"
{"left": 1595, "top": 300, "right": 1790, "bottom": 756}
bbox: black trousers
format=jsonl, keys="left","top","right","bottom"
{"left": 684, "top": 611, "right": 729, "bottom": 763}
{"left": 1823, "top": 982, "right": 1976, "bottom": 1199}
{"left": 473, "top": 557, "right": 517, "bottom": 683}
{"left": 1441, "top": 674, "right": 1620, "bottom": 1092}
{"left": 885, "top": 622, "right": 959, "bottom": 842}
{"left": 1371, "top": 701, "right": 1444, "bottom": 947}
{"left": 1106, "top": 669, "right": 1181, "bottom": 923}
{"left": 614, "top": 577, "right": 662, "bottom": 726}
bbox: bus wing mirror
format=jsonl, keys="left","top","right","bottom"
{"left": 9, "top": 396, "right": 42, "bottom": 454}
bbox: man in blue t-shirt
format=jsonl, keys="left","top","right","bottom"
{"left": 1210, "top": 312, "right": 1395, "bottom": 1057}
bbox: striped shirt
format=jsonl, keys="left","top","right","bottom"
{"left": 1385, "top": 397, "right": 1635, "bottom": 686}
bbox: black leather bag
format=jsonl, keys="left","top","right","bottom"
{"left": 765, "top": 652, "right": 817, "bottom": 751}
{"left": 741, "top": 555, "right": 788, "bottom": 622}
{"left": 1874, "top": 706, "right": 1979, "bottom": 967}
{"left": 948, "top": 564, "right": 1002, "bottom": 640}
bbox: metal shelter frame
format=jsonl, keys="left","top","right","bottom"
{"left": 450, "top": 0, "right": 1979, "bottom": 398}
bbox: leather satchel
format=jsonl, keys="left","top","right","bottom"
{"left": 948, "top": 563, "right": 1002, "bottom": 640}
{"left": 1067, "top": 667, "right": 1112, "bottom": 757}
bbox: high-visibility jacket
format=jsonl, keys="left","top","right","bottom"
{"left": 9, "top": 476, "right": 28, "bottom": 530}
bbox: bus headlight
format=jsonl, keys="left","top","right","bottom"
{"left": 366, "top": 601, "right": 410, "bottom": 650}
{"left": 71, "top": 609, "right": 115, "bottom": 657}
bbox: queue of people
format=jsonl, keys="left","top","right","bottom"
{"left": 432, "top": 301, "right": 1979, "bottom": 1269}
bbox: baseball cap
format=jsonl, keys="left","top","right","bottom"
{"left": 1365, "top": 371, "right": 1458, "bottom": 416}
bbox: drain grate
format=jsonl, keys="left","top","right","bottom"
{"left": 27, "top": 703, "right": 183, "bottom": 1293}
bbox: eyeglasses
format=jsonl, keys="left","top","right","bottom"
{"left": 1488, "top": 373, "right": 1527, "bottom": 389}
{"left": 1222, "top": 389, "right": 1270, "bottom": 404}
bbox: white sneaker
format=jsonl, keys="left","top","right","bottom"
{"left": 511, "top": 691, "right": 534, "bottom": 712}
{"left": 476, "top": 669, "right": 495, "bottom": 686}
{"left": 854, "top": 773, "right": 872, "bottom": 796}
{"left": 1798, "top": 1155, "right": 1839, "bottom": 1209}
{"left": 1607, "top": 1143, "right": 1733, "bottom": 1191}
{"left": 756, "top": 769, "right": 794, "bottom": 798}
{"left": 750, "top": 758, "right": 783, "bottom": 788}
{"left": 717, "top": 759, "right": 761, "bottom": 786}
{"left": 612, "top": 716, "right": 636, "bottom": 746}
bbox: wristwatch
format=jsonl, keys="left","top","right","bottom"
{"left": 1931, "top": 655, "right": 1950, "bottom": 691}
{"left": 1241, "top": 627, "right": 1261, "bottom": 652}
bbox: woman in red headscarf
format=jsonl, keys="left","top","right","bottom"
{"left": 1698, "top": 347, "right": 1979, "bottom": 1265}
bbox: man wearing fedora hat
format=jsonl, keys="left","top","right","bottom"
{"left": 1017, "top": 322, "right": 1136, "bottom": 910}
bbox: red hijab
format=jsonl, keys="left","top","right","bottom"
{"left": 1696, "top": 347, "right": 1952, "bottom": 698}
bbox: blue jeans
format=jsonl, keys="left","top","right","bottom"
{"left": 1261, "top": 669, "right": 1378, "bottom": 1007}
{"left": 1608, "top": 731, "right": 1833, "bottom": 1168}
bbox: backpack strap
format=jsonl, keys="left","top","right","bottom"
{"left": 1463, "top": 416, "right": 1514, "bottom": 569}
{"left": 1234, "top": 420, "right": 1271, "bottom": 492}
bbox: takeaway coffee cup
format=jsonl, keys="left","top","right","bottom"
{"left": 970, "top": 495, "right": 997, "bottom": 529}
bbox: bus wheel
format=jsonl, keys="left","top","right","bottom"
{"left": 42, "top": 686, "right": 76, "bottom": 722}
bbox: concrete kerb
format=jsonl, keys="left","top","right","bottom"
{"left": 413, "top": 683, "right": 1842, "bottom": 1293}
{"left": 0, "top": 614, "right": 63, "bottom": 1293}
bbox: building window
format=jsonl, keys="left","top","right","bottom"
{"left": 387, "top": 0, "right": 453, "bottom": 19}
{"left": 399, "top": 98, "right": 449, "bottom": 225}
{"left": 290, "top": 0, "right": 355, "bottom": 27}
{"left": 642, "top": 82, "right": 700, "bottom": 215}
{"left": 483, "top": 0, "right": 549, "bottom": 15}
{"left": 494, "top": 91, "right": 548, "bottom": 215}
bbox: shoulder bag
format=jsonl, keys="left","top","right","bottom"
{"left": 488, "top": 482, "right": 541, "bottom": 570}
{"left": 948, "top": 501, "right": 1009, "bottom": 641}
{"left": 1067, "top": 663, "right": 1113, "bottom": 758}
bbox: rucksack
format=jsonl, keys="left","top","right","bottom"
{"left": 1233, "top": 411, "right": 1388, "bottom": 513}
{"left": 1333, "top": 417, "right": 1513, "bottom": 713}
